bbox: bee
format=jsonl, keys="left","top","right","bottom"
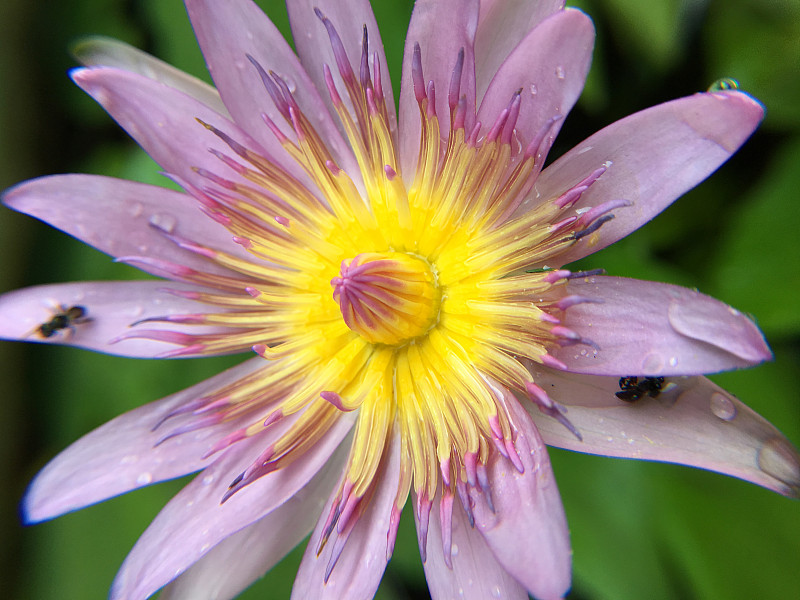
{"left": 615, "top": 376, "right": 665, "bottom": 402}
{"left": 35, "top": 305, "right": 90, "bottom": 338}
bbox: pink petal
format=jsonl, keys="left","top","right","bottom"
{"left": 530, "top": 90, "right": 764, "bottom": 264}
{"left": 71, "top": 67, "right": 309, "bottom": 193}
{"left": 524, "top": 363, "right": 800, "bottom": 498}
{"left": 72, "top": 36, "right": 228, "bottom": 116}
{"left": 477, "top": 9, "right": 593, "bottom": 159}
{"left": 111, "top": 413, "right": 354, "bottom": 600}
{"left": 398, "top": 0, "right": 479, "bottom": 177}
{"left": 551, "top": 276, "right": 772, "bottom": 376}
{"left": 475, "top": 1, "right": 565, "bottom": 99}
{"left": 417, "top": 491, "right": 528, "bottom": 600}
{"left": 470, "top": 388, "right": 571, "bottom": 600}
{"left": 291, "top": 431, "right": 401, "bottom": 600}
{"left": 3, "top": 174, "right": 249, "bottom": 277}
{"left": 0, "top": 281, "right": 234, "bottom": 357}
{"left": 185, "top": 0, "right": 359, "bottom": 180}
{"left": 23, "top": 358, "right": 266, "bottom": 523}
{"left": 159, "top": 457, "right": 341, "bottom": 600}
{"left": 287, "top": 0, "right": 395, "bottom": 153}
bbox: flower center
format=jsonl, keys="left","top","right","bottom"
{"left": 331, "top": 252, "right": 441, "bottom": 346}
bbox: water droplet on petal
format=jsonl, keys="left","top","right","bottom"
{"left": 641, "top": 353, "right": 664, "bottom": 374}
{"left": 529, "top": 83, "right": 538, "bottom": 96}
{"left": 491, "top": 585, "right": 502, "bottom": 598}
{"left": 668, "top": 356, "right": 678, "bottom": 367}
{"left": 757, "top": 437, "right": 800, "bottom": 493}
{"left": 709, "top": 392, "right": 737, "bottom": 421}
{"left": 707, "top": 77, "right": 739, "bottom": 92}
{"left": 128, "top": 202, "right": 144, "bottom": 217}
{"left": 149, "top": 212, "right": 177, "bottom": 234}
{"left": 451, "top": 543, "right": 459, "bottom": 557}
{"left": 202, "top": 474, "right": 215, "bottom": 485}
{"left": 120, "top": 455, "right": 138, "bottom": 465}
{"left": 137, "top": 472, "right": 153, "bottom": 485}
{"left": 555, "top": 66, "right": 565, "bottom": 80}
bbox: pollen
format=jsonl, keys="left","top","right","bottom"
{"left": 332, "top": 252, "right": 441, "bottom": 346}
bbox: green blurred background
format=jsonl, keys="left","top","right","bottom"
{"left": 1, "top": 0, "right": 798, "bottom": 598}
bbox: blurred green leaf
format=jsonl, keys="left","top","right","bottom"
{"left": 592, "top": 0, "right": 686, "bottom": 69}
{"left": 710, "top": 137, "right": 800, "bottom": 338}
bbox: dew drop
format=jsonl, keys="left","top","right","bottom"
{"left": 709, "top": 392, "right": 737, "bottom": 421}
{"left": 492, "top": 585, "right": 502, "bottom": 598}
{"left": 707, "top": 77, "right": 739, "bottom": 92}
{"left": 451, "top": 543, "right": 459, "bottom": 557}
{"left": 274, "top": 72, "right": 297, "bottom": 94}
{"left": 757, "top": 437, "right": 800, "bottom": 491}
{"left": 149, "top": 212, "right": 177, "bottom": 234}
{"left": 120, "top": 455, "right": 138, "bottom": 465}
{"left": 641, "top": 353, "right": 663, "bottom": 374}
{"left": 137, "top": 472, "right": 153, "bottom": 485}
{"left": 202, "top": 474, "right": 215, "bottom": 486}
{"left": 529, "top": 83, "right": 538, "bottom": 96}
{"left": 555, "top": 66, "right": 565, "bottom": 80}
{"left": 128, "top": 202, "right": 144, "bottom": 217}
{"left": 668, "top": 356, "right": 678, "bottom": 367}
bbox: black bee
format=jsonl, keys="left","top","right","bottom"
{"left": 615, "top": 376, "right": 665, "bottom": 402}
{"left": 36, "top": 305, "right": 89, "bottom": 338}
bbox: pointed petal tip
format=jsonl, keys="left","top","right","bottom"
{"left": 1, "top": 179, "right": 25, "bottom": 208}
{"left": 19, "top": 494, "right": 43, "bottom": 526}
{"left": 757, "top": 436, "right": 800, "bottom": 499}
{"left": 709, "top": 88, "right": 765, "bottom": 119}
{"left": 689, "top": 88, "right": 765, "bottom": 153}
{"left": 68, "top": 65, "right": 93, "bottom": 84}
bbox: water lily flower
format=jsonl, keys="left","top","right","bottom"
{"left": 2, "top": 1, "right": 799, "bottom": 599}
